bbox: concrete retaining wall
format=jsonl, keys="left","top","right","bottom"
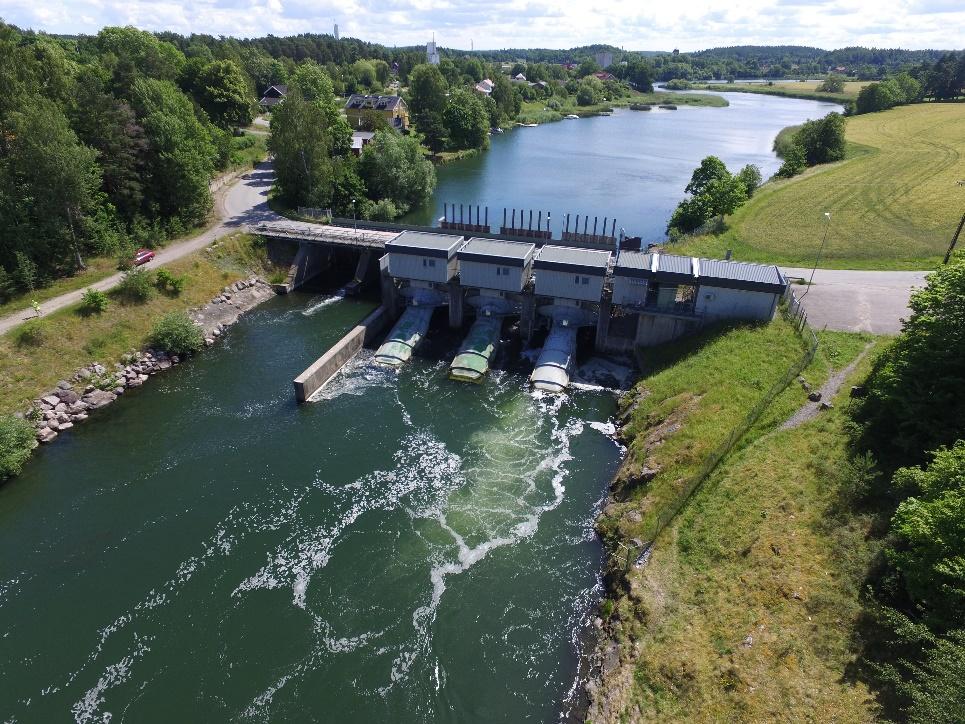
{"left": 292, "top": 306, "right": 390, "bottom": 402}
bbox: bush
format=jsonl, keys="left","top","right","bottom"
{"left": 664, "top": 78, "right": 692, "bottom": 90}
{"left": 14, "top": 319, "right": 47, "bottom": 347}
{"left": 0, "top": 415, "right": 35, "bottom": 479}
{"left": 149, "top": 311, "right": 204, "bottom": 355}
{"left": 116, "top": 268, "right": 154, "bottom": 303}
{"left": 818, "top": 75, "right": 845, "bottom": 93}
{"left": 737, "top": 164, "right": 762, "bottom": 197}
{"left": 80, "top": 288, "right": 109, "bottom": 314}
{"left": 856, "top": 259, "right": 965, "bottom": 465}
{"left": 13, "top": 251, "right": 38, "bottom": 292}
{"left": 366, "top": 198, "right": 401, "bottom": 221}
{"left": 155, "top": 267, "right": 186, "bottom": 295}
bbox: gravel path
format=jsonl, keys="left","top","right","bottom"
{"left": 781, "top": 343, "right": 873, "bottom": 430}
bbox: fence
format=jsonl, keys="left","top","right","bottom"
{"left": 297, "top": 207, "right": 332, "bottom": 220}
{"left": 617, "top": 286, "right": 819, "bottom": 571}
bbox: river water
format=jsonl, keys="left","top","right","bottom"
{"left": 0, "top": 290, "right": 622, "bottom": 723}
{"left": 1, "top": 91, "right": 839, "bottom": 723}
{"left": 404, "top": 92, "right": 842, "bottom": 241}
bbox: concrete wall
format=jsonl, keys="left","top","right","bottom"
{"left": 459, "top": 260, "right": 532, "bottom": 292}
{"left": 282, "top": 242, "right": 330, "bottom": 293}
{"left": 634, "top": 313, "right": 700, "bottom": 348}
{"left": 611, "top": 275, "right": 649, "bottom": 306}
{"left": 534, "top": 269, "right": 605, "bottom": 302}
{"left": 696, "top": 286, "right": 778, "bottom": 321}
{"left": 387, "top": 252, "right": 457, "bottom": 284}
{"left": 292, "top": 306, "right": 390, "bottom": 402}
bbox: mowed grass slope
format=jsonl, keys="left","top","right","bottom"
{"left": 595, "top": 324, "right": 878, "bottom": 722}
{"left": 674, "top": 103, "right": 965, "bottom": 270}
{"left": 702, "top": 79, "right": 869, "bottom": 102}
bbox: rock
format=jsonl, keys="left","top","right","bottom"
{"left": 603, "top": 643, "right": 621, "bottom": 674}
{"left": 171, "top": 356, "right": 180, "bottom": 365}
{"left": 13, "top": 411, "right": 24, "bottom": 420}
{"left": 43, "top": 411, "right": 56, "bottom": 421}
{"left": 70, "top": 413, "right": 88, "bottom": 422}
{"left": 92, "top": 363, "right": 106, "bottom": 375}
{"left": 159, "top": 360, "right": 172, "bottom": 370}
{"left": 808, "top": 391, "right": 822, "bottom": 402}
{"left": 84, "top": 385, "right": 95, "bottom": 393}
{"left": 82, "top": 389, "right": 116, "bottom": 409}
{"left": 594, "top": 617, "right": 603, "bottom": 629}
{"left": 741, "top": 635, "right": 754, "bottom": 648}
{"left": 113, "top": 387, "right": 125, "bottom": 396}
{"left": 68, "top": 401, "right": 89, "bottom": 414}
{"left": 212, "top": 328, "right": 221, "bottom": 337}
{"left": 819, "top": 401, "right": 834, "bottom": 411}
{"left": 127, "top": 377, "right": 143, "bottom": 388}
{"left": 36, "top": 427, "right": 58, "bottom": 443}
{"left": 56, "top": 412, "right": 70, "bottom": 424}
{"left": 850, "top": 385, "right": 867, "bottom": 398}
{"left": 57, "top": 380, "right": 73, "bottom": 390}
{"left": 205, "top": 337, "right": 215, "bottom": 346}
{"left": 624, "top": 510, "right": 643, "bottom": 524}
{"left": 58, "top": 421, "right": 73, "bottom": 431}
{"left": 42, "top": 395, "right": 61, "bottom": 407}
{"left": 56, "top": 389, "right": 80, "bottom": 404}
{"left": 138, "top": 374, "right": 148, "bottom": 382}
{"left": 76, "top": 368, "right": 92, "bottom": 380}
{"left": 48, "top": 419, "right": 60, "bottom": 430}
{"left": 54, "top": 402, "right": 67, "bottom": 413}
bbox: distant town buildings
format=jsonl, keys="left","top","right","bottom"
{"left": 594, "top": 51, "right": 614, "bottom": 69}
{"left": 427, "top": 39, "right": 440, "bottom": 65}
{"left": 474, "top": 78, "right": 494, "bottom": 95}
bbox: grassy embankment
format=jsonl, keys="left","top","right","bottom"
{"left": 517, "top": 90, "right": 728, "bottom": 125}
{"left": 0, "top": 233, "right": 284, "bottom": 415}
{"left": 593, "top": 316, "right": 878, "bottom": 721}
{"left": 671, "top": 103, "right": 965, "bottom": 270}
{"left": 697, "top": 80, "right": 868, "bottom": 104}
{"left": 0, "top": 134, "right": 268, "bottom": 321}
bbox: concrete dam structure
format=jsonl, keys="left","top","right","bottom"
{"left": 255, "top": 221, "right": 788, "bottom": 399}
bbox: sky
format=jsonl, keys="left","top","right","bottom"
{"left": 3, "top": 0, "right": 963, "bottom": 51}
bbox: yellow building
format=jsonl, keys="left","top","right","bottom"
{"left": 344, "top": 94, "right": 410, "bottom": 131}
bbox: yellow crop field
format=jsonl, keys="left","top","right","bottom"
{"left": 676, "top": 103, "right": 965, "bottom": 270}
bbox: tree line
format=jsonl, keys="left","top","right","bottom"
{"left": 844, "top": 257, "right": 965, "bottom": 720}
{"left": 0, "top": 23, "right": 258, "bottom": 299}
{"left": 853, "top": 51, "right": 965, "bottom": 114}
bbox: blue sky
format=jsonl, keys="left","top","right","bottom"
{"left": 3, "top": 0, "right": 963, "bottom": 50}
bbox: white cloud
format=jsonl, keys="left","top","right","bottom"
{"left": 2, "top": 0, "right": 963, "bottom": 49}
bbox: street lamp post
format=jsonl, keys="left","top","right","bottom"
{"left": 942, "top": 180, "right": 965, "bottom": 265}
{"left": 800, "top": 212, "right": 831, "bottom": 301}
{"left": 352, "top": 197, "right": 357, "bottom": 236}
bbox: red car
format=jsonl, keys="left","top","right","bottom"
{"left": 133, "top": 248, "right": 155, "bottom": 266}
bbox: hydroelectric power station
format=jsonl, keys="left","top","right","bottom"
{"left": 255, "top": 212, "right": 788, "bottom": 400}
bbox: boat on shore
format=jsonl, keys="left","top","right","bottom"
{"left": 564, "top": 114, "right": 579, "bottom": 119}
{"left": 520, "top": 122, "right": 538, "bottom": 127}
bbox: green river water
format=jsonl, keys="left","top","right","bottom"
{"left": 0, "top": 290, "right": 622, "bottom": 722}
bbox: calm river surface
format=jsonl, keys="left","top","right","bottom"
{"left": 0, "top": 290, "right": 622, "bottom": 722}
{"left": 404, "top": 92, "right": 842, "bottom": 240}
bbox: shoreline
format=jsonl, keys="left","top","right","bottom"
{"left": 20, "top": 277, "right": 277, "bottom": 448}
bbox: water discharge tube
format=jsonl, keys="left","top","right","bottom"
{"left": 529, "top": 322, "right": 578, "bottom": 392}
{"left": 449, "top": 315, "right": 503, "bottom": 383}
{"left": 374, "top": 305, "right": 435, "bottom": 366}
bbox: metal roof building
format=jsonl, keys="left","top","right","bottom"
{"left": 533, "top": 245, "right": 611, "bottom": 302}
{"left": 457, "top": 238, "right": 536, "bottom": 293}
{"left": 385, "top": 231, "right": 464, "bottom": 284}
{"left": 613, "top": 252, "right": 785, "bottom": 294}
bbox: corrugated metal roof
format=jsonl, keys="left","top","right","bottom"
{"left": 459, "top": 237, "right": 535, "bottom": 260}
{"left": 387, "top": 231, "right": 464, "bottom": 257}
{"left": 615, "top": 251, "right": 652, "bottom": 270}
{"left": 535, "top": 245, "right": 611, "bottom": 269}
{"left": 698, "top": 257, "right": 784, "bottom": 286}
{"left": 657, "top": 254, "right": 695, "bottom": 276}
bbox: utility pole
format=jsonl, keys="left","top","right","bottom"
{"left": 800, "top": 212, "right": 831, "bottom": 301}
{"left": 942, "top": 180, "right": 965, "bottom": 265}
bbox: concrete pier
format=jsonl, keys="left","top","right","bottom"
{"left": 293, "top": 306, "right": 390, "bottom": 402}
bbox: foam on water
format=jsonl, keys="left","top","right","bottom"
{"left": 301, "top": 289, "right": 346, "bottom": 316}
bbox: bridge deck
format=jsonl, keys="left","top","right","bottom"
{"left": 253, "top": 221, "right": 397, "bottom": 249}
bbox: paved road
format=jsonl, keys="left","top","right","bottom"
{"left": 0, "top": 160, "right": 932, "bottom": 337}
{"left": 781, "top": 267, "right": 929, "bottom": 335}
{"left": 0, "top": 163, "right": 281, "bottom": 337}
